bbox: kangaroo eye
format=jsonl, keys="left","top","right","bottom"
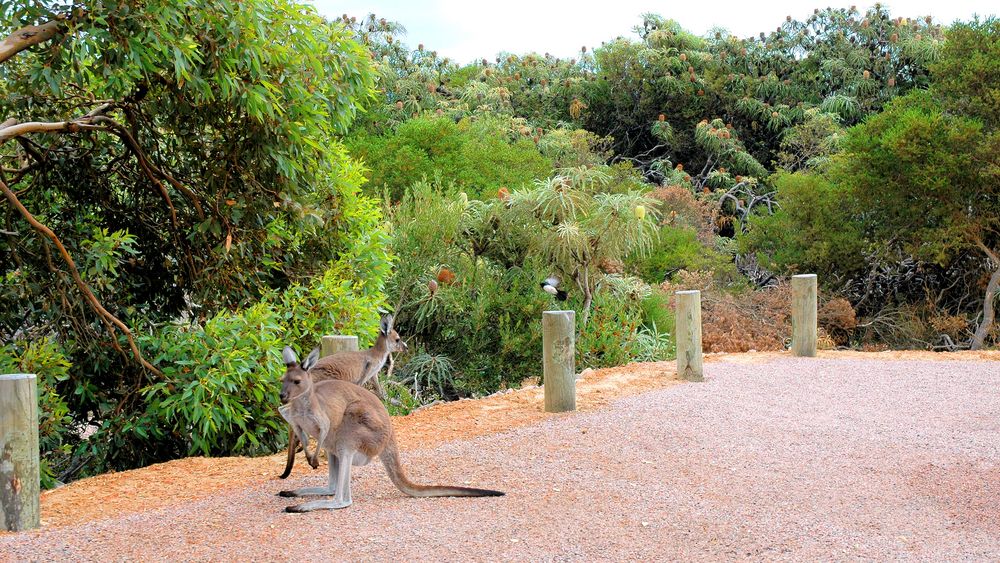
{"left": 293, "top": 379, "right": 301, "bottom": 385}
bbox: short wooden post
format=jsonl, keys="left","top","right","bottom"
{"left": 320, "top": 335, "right": 358, "bottom": 358}
{"left": 791, "top": 274, "right": 818, "bottom": 357}
{"left": 675, "top": 290, "right": 704, "bottom": 382}
{"left": 1, "top": 374, "right": 40, "bottom": 532}
{"left": 543, "top": 310, "right": 575, "bottom": 412}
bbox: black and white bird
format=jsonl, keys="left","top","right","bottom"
{"left": 540, "top": 276, "right": 567, "bottom": 301}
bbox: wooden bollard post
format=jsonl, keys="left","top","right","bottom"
{"left": 1, "top": 374, "right": 40, "bottom": 532}
{"left": 675, "top": 290, "right": 704, "bottom": 382}
{"left": 543, "top": 310, "right": 575, "bottom": 412}
{"left": 320, "top": 335, "right": 358, "bottom": 358}
{"left": 791, "top": 274, "right": 818, "bottom": 357}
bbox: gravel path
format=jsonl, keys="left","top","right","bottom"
{"left": 3, "top": 356, "right": 999, "bottom": 561}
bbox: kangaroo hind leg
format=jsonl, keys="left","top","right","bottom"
{"left": 285, "top": 451, "right": 354, "bottom": 512}
{"left": 278, "top": 455, "right": 340, "bottom": 498}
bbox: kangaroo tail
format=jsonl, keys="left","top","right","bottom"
{"left": 279, "top": 425, "right": 296, "bottom": 479}
{"left": 379, "top": 433, "right": 504, "bottom": 498}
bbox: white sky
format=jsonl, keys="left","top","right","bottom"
{"left": 309, "top": 0, "right": 997, "bottom": 64}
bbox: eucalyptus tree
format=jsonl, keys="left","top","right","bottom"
{"left": 1, "top": 0, "right": 382, "bottom": 476}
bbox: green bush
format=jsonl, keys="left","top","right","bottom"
{"left": 0, "top": 339, "right": 73, "bottom": 488}
{"left": 738, "top": 171, "right": 865, "bottom": 277}
{"left": 348, "top": 116, "right": 552, "bottom": 200}
{"left": 577, "top": 290, "right": 644, "bottom": 368}
{"left": 633, "top": 226, "right": 736, "bottom": 284}
{"left": 137, "top": 258, "right": 390, "bottom": 461}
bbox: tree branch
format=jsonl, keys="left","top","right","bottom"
{"left": 0, "top": 176, "right": 163, "bottom": 377}
{"left": 0, "top": 18, "right": 65, "bottom": 65}
{"left": 91, "top": 116, "right": 205, "bottom": 220}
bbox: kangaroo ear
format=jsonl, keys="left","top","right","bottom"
{"left": 380, "top": 314, "right": 394, "bottom": 335}
{"left": 302, "top": 348, "right": 320, "bottom": 371}
{"left": 282, "top": 346, "right": 298, "bottom": 366}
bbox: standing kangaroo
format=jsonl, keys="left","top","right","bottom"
{"left": 278, "top": 314, "right": 407, "bottom": 479}
{"left": 277, "top": 347, "right": 503, "bottom": 511}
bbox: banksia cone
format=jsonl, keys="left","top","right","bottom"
{"left": 599, "top": 257, "right": 624, "bottom": 274}
{"left": 863, "top": 70, "right": 870, "bottom": 79}
{"left": 634, "top": 205, "right": 646, "bottom": 220}
{"left": 679, "top": 53, "right": 687, "bottom": 61}
{"left": 437, "top": 268, "right": 455, "bottom": 285}
{"left": 697, "top": 89, "right": 705, "bottom": 96}
{"left": 418, "top": 43, "right": 424, "bottom": 51}
{"left": 395, "top": 101, "right": 404, "bottom": 110}
{"left": 497, "top": 187, "right": 511, "bottom": 201}
{"left": 658, "top": 114, "right": 666, "bottom": 122}
{"left": 427, "top": 279, "right": 438, "bottom": 294}
{"left": 676, "top": 163, "right": 684, "bottom": 171}
{"left": 772, "top": 111, "right": 779, "bottom": 118}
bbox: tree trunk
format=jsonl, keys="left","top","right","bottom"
{"left": 971, "top": 245, "right": 1000, "bottom": 350}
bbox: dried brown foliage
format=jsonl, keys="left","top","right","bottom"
{"left": 818, "top": 298, "right": 857, "bottom": 345}
{"left": 649, "top": 185, "right": 717, "bottom": 243}
{"left": 662, "top": 274, "right": 794, "bottom": 352}
{"left": 929, "top": 313, "right": 969, "bottom": 341}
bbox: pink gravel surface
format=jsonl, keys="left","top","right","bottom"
{"left": 3, "top": 356, "right": 999, "bottom": 561}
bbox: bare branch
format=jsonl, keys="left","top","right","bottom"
{"left": 0, "top": 118, "right": 102, "bottom": 142}
{"left": 0, "top": 18, "right": 65, "bottom": 65}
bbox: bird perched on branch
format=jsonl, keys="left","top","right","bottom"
{"left": 540, "top": 276, "right": 567, "bottom": 301}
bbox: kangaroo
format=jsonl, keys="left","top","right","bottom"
{"left": 278, "top": 314, "right": 407, "bottom": 479}
{"left": 277, "top": 346, "right": 503, "bottom": 511}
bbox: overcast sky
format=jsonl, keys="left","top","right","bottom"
{"left": 309, "top": 0, "right": 996, "bottom": 64}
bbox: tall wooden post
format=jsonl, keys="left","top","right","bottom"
{"left": 320, "top": 335, "right": 358, "bottom": 358}
{"left": 791, "top": 274, "right": 818, "bottom": 357}
{"left": 1, "top": 373, "right": 40, "bottom": 532}
{"left": 543, "top": 310, "right": 576, "bottom": 412}
{"left": 675, "top": 290, "right": 704, "bottom": 382}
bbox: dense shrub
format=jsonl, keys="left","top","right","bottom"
{"left": 0, "top": 339, "right": 73, "bottom": 488}
{"left": 348, "top": 116, "right": 553, "bottom": 200}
